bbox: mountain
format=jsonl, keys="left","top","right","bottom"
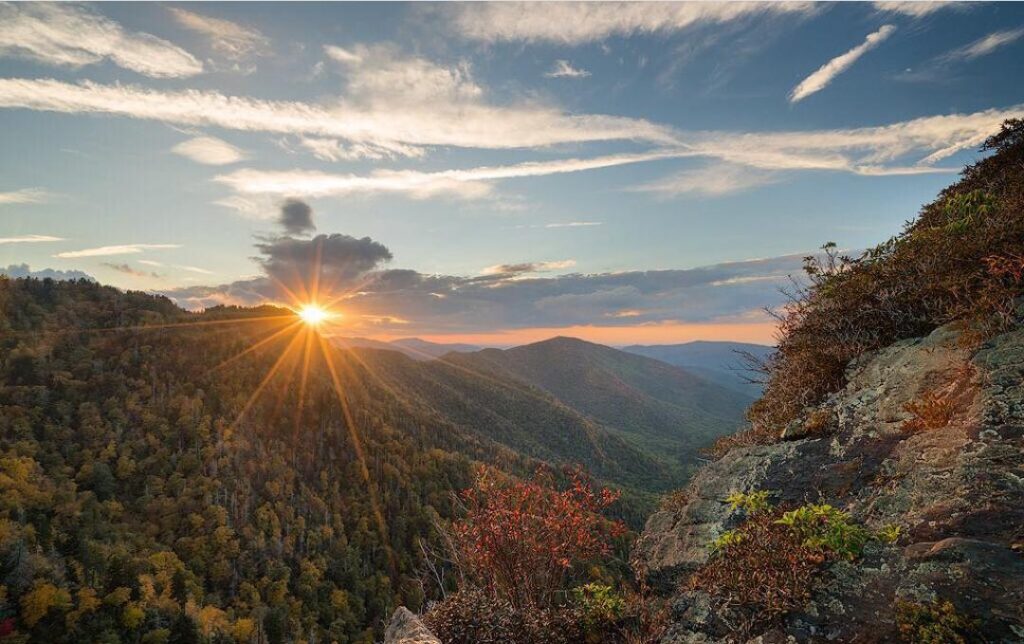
{"left": 330, "top": 336, "right": 480, "bottom": 361}
{"left": 388, "top": 338, "right": 482, "bottom": 360}
{"left": 623, "top": 340, "right": 774, "bottom": 396}
{"left": 443, "top": 337, "right": 752, "bottom": 466}
{"left": 0, "top": 278, "right": 682, "bottom": 643}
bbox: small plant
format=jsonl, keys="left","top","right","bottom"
{"left": 775, "top": 504, "right": 870, "bottom": 560}
{"left": 725, "top": 490, "right": 773, "bottom": 515}
{"left": 877, "top": 524, "right": 902, "bottom": 544}
{"left": 658, "top": 489, "right": 689, "bottom": 513}
{"left": 803, "top": 408, "right": 832, "bottom": 434}
{"left": 895, "top": 599, "right": 979, "bottom": 644}
{"left": 710, "top": 529, "right": 746, "bottom": 553}
{"left": 571, "top": 583, "right": 626, "bottom": 630}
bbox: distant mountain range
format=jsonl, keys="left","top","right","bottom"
{"left": 623, "top": 340, "right": 774, "bottom": 396}
{"left": 333, "top": 336, "right": 481, "bottom": 360}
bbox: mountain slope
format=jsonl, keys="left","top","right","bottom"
{"left": 623, "top": 340, "right": 773, "bottom": 396}
{"left": 444, "top": 337, "right": 751, "bottom": 466}
{"left": 389, "top": 337, "right": 481, "bottom": 359}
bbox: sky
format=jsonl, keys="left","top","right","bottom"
{"left": 1, "top": 1, "right": 1023, "bottom": 346}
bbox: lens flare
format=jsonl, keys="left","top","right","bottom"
{"left": 298, "top": 305, "right": 330, "bottom": 326}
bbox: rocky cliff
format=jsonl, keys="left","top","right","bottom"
{"left": 636, "top": 323, "right": 1024, "bottom": 642}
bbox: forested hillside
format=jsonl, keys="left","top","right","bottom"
{"left": 0, "top": 279, "right": 490, "bottom": 643}
{"left": 444, "top": 337, "right": 750, "bottom": 468}
{"left": 0, "top": 278, "right": 726, "bottom": 643}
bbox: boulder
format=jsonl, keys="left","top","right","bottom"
{"left": 384, "top": 607, "right": 441, "bottom": 644}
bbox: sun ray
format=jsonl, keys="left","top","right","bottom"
{"left": 208, "top": 319, "right": 303, "bottom": 375}
{"left": 228, "top": 327, "right": 306, "bottom": 432}
{"left": 316, "top": 333, "right": 396, "bottom": 575}
{"left": 5, "top": 313, "right": 297, "bottom": 339}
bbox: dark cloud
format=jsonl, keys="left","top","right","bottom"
{"left": 254, "top": 233, "right": 392, "bottom": 285}
{"left": 102, "top": 262, "right": 161, "bottom": 278}
{"left": 1, "top": 263, "right": 93, "bottom": 281}
{"left": 278, "top": 198, "right": 315, "bottom": 235}
{"left": 165, "top": 241, "right": 809, "bottom": 334}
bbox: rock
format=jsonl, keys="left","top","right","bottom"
{"left": 384, "top": 607, "right": 440, "bottom": 644}
{"left": 639, "top": 324, "right": 1024, "bottom": 642}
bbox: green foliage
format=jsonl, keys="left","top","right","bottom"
{"left": 775, "top": 504, "right": 870, "bottom": 560}
{"left": 571, "top": 583, "right": 626, "bottom": 629}
{"left": 710, "top": 529, "right": 746, "bottom": 552}
{"left": 877, "top": 524, "right": 902, "bottom": 544}
{"left": 731, "top": 120, "right": 1024, "bottom": 445}
{"left": 725, "top": 490, "right": 774, "bottom": 515}
{"left": 895, "top": 599, "right": 979, "bottom": 644}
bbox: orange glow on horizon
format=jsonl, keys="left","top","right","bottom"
{"left": 365, "top": 321, "right": 779, "bottom": 347}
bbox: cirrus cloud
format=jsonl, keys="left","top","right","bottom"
{"left": 0, "top": 2, "right": 202, "bottom": 78}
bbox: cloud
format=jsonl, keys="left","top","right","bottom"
{"left": 213, "top": 149, "right": 685, "bottom": 199}
{"left": 172, "top": 136, "right": 246, "bottom": 165}
{"left": 0, "top": 69, "right": 676, "bottom": 153}
{"left": 872, "top": 1, "right": 958, "bottom": 17}
{"left": 0, "top": 3, "right": 202, "bottom": 78}
{"left": 102, "top": 262, "right": 160, "bottom": 278}
{"left": 790, "top": 25, "right": 896, "bottom": 103}
{"left": 164, "top": 240, "right": 811, "bottom": 334}
{"left": 481, "top": 260, "right": 577, "bottom": 276}
{"left": 168, "top": 7, "right": 269, "bottom": 60}
{"left": 447, "top": 2, "right": 816, "bottom": 44}
{"left": 54, "top": 244, "right": 180, "bottom": 259}
{"left": 0, "top": 188, "right": 50, "bottom": 205}
{"left": 543, "top": 222, "right": 602, "bottom": 228}
{"left": 635, "top": 163, "right": 780, "bottom": 197}
{"left": 255, "top": 234, "right": 392, "bottom": 287}
{"left": 0, "top": 234, "right": 63, "bottom": 244}
{"left": 1, "top": 263, "right": 92, "bottom": 281}
{"left": 545, "top": 60, "right": 591, "bottom": 79}
{"left": 279, "top": 198, "right": 316, "bottom": 235}
{"left": 940, "top": 28, "right": 1024, "bottom": 62}
{"left": 297, "top": 137, "right": 426, "bottom": 162}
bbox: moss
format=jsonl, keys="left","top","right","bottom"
{"left": 895, "top": 599, "right": 979, "bottom": 644}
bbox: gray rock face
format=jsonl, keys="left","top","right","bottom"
{"left": 637, "top": 324, "right": 1024, "bottom": 643}
{"left": 384, "top": 607, "right": 441, "bottom": 644}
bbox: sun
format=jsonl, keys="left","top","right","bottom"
{"left": 297, "top": 304, "right": 331, "bottom": 326}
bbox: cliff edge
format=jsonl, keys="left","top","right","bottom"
{"left": 636, "top": 323, "right": 1024, "bottom": 642}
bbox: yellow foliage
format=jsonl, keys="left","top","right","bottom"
{"left": 66, "top": 587, "right": 102, "bottom": 627}
{"left": 231, "top": 617, "right": 256, "bottom": 643}
{"left": 197, "top": 604, "right": 229, "bottom": 636}
{"left": 104, "top": 586, "right": 132, "bottom": 607}
{"left": 20, "top": 581, "right": 71, "bottom": 627}
{"left": 122, "top": 602, "right": 146, "bottom": 630}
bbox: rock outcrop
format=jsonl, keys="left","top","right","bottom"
{"left": 637, "top": 324, "right": 1024, "bottom": 642}
{"left": 384, "top": 607, "right": 441, "bottom": 644}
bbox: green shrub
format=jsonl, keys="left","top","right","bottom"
{"left": 876, "top": 524, "right": 902, "bottom": 544}
{"left": 775, "top": 504, "right": 871, "bottom": 560}
{"left": 571, "top": 583, "right": 626, "bottom": 631}
{"left": 725, "top": 490, "right": 773, "bottom": 515}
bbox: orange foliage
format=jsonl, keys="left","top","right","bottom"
{"left": 452, "top": 467, "right": 625, "bottom": 611}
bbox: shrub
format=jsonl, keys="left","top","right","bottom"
{"left": 877, "top": 524, "right": 902, "bottom": 544}
{"left": 725, "top": 490, "right": 773, "bottom": 515}
{"left": 775, "top": 504, "right": 871, "bottom": 560}
{"left": 895, "top": 599, "right": 979, "bottom": 644}
{"left": 689, "top": 510, "right": 820, "bottom": 622}
{"left": 425, "top": 588, "right": 584, "bottom": 644}
{"left": 571, "top": 583, "right": 626, "bottom": 631}
{"left": 450, "top": 466, "right": 625, "bottom": 611}
{"left": 901, "top": 391, "right": 957, "bottom": 433}
{"left": 733, "top": 120, "right": 1024, "bottom": 448}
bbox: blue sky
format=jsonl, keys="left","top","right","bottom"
{"left": 1, "top": 1, "right": 1022, "bottom": 344}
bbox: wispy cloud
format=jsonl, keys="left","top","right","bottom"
{"left": 172, "top": 136, "right": 246, "bottom": 165}
{"left": 447, "top": 2, "right": 817, "bottom": 44}
{"left": 213, "top": 150, "right": 685, "bottom": 199}
{"left": 168, "top": 7, "right": 269, "bottom": 60}
{"left": 55, "top": 244, "right": 180, "bottom": 259}
{"left": 0, "top": 188, "right": 50, "bottom": 204}
{"left": 790, "top": 25, "right": 896, "bottom": 103}
{"left": 940, "top": 28, "right": 1024, "bottom": 62}
{"left": 0, "top": 3, "right": 202, "bottom": 78}
{"left": 102, "top": 262, "right": 160, "bottom": 278}
{"left": 0, "top": 75, "right": 675, "bottom": 152}
{"left": 544, "top": 222, "right": 602, "bottom": 228}
{"left": 481, "top": 260, "right": 577, "bottom": 276}
{"left": 545, "top": 60, "right": 591, "bottom": 79}
{"left": 872, "top": 1, "right": 958, "bottom": 18}
{"left": 635, "top": 164, "right": 780, "bottom": 197}
{"left": 0, "top": 234, "right": 63, "bottom": 244}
